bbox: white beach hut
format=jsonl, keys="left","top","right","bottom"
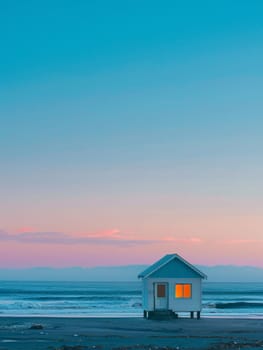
{"left": 138, "top": 254, "right": 207, "bottom": 319}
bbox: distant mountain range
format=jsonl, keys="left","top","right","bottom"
{"left": 0, "top": 264, "right": 263, "bottom": 282}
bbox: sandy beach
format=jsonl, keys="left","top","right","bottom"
{"left": 0, "top": 317, "right": 263, "bottom": 350}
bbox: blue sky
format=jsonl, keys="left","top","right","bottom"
{"left": 1, "top": 1, "right": 263, "bottom": 267}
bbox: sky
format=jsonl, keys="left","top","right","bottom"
{"left": 1, "top": 0, "right": 263, "bottom": 268}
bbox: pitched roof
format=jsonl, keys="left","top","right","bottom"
{"left": 138, "top": 253, "right": 207, "bottom": 279}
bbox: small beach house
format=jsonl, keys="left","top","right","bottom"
{"left": 138, "top": 254, "right": 207, "bottom": 319}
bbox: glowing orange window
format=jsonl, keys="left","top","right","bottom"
{"left": 175, "top": 284, "right": 192, "bottom": 298}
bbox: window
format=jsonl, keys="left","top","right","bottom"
{"left": 157, "top": 284, "right": 166, "bottom": 298}
{"left": 175, "top": 284, "right": 192, "bottom": 298}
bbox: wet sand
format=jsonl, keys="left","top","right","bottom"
{"left": 0, "top": 317, "right": 263, "bottom": 350}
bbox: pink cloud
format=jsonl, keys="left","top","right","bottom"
{"left": 163, "top": 236, "right": 202, "bottom": 244}
{"left": 15, "top": 226, "right": 36, "bottom": 234}
{"left": 224, "top": 239, "right": 263, "bottom": 244}
{"left": 0, "top": 229, "right": 204, "bottom": 247}
{"left": 0, "top": 229, "right": 158, "bottom": 246}
{"left": 82, "top": 229, "right": 122, "bottom": 239}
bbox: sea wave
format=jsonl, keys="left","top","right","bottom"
{"left": 23, "top": 296, "right": 138, "bottom": 301}
{"left": 213, "top": 302, "right": 263, "bottom": 309}
{"left": 204, "top": 290, "right": 263, "bottom": 295}
{"left": 0, "top": 301, "right": 139, "bottom": 311}
{"left": 0, "top": 289, "right": 140, "bottom": 296}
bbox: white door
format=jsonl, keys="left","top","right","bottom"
{"left": 154, "top": 283, "right": 168, "bottom": 310}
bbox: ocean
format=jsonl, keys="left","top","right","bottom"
{"left": 0, "top": 281, "right": 263, "bottom": 318}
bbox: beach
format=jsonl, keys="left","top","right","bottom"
{"left": 0, "top": 317, "right": 263, "bottom": 350}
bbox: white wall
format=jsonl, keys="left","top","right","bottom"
{"left": 142, "top": 278, "right": 202, "bottom": 312}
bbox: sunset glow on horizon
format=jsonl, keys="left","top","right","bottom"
{"left": 1, "top": 1, "right": 263, "bottom": 269}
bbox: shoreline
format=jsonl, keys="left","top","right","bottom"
{"left": 0, "top": 316, "right": 263, "bottom": 350}
{"left": 1, "top": 313, "right": 263, "bottom": 319}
